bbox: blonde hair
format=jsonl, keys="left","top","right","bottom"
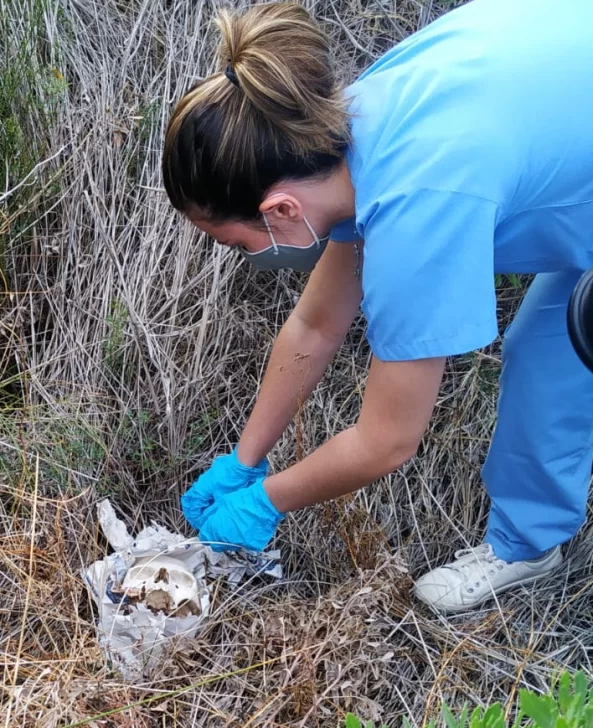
{"left": 162, "top": 3, "right": 349, "bottom": 220}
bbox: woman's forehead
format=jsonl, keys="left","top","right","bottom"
{"left": 190, "top": 215, "right": 247, "bottom": 236}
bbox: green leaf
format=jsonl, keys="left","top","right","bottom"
{"left": 457, "top": 704, "right": 469, "bottom": 727}
{"left": 558, "top": 672, "right": 572, "bottom": 714}
{"left": 469, "top": 706, "right": 484, "bottom": 728}
{"left": 482, "top": 703, "right": 505, "bottom": 728}
{"left": 574, "top": 671, "right": 588, "bottom": 703}
{"left": 442, "top": 704, "right": 461, "bottom": 728}
{"left": 520, "top": 691, "right": 556, "bottom": 728}
{"left": 508, "top": 273, "right": 522, "bottom": 288}
{"left": 345, "top": 715, "right": 362, "bottom": 728}
{"left": 565, "top": 694, "right": 584, "bottom": 723}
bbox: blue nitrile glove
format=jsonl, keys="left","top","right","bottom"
{"left": 198, "top": 476, "right": 284, "bottom": 552}
{"left": 181, "top": 447, "right": 268, "bottom": 531}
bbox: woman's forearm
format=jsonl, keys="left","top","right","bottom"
{"left": 263, "top": 355, "right": 444, "bottom": 513}
{"left": 263, "top": 424, "right": 415, "bottom": 512}
{"left": 237, "top": 313, "right": 344, "bottom": 467}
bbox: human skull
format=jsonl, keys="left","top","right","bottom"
{"left": 122, "top": 555, "right": 200, "bottom": 616}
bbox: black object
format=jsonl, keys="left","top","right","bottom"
{"left": 225, "top": 64, "right": 240, "bottom": 88}
{"left": 567, "top": 267, "right": 593, "bottom": 372}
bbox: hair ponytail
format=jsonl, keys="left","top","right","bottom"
{"left": 162, "top": 3, "right": 349, "bottom": 221}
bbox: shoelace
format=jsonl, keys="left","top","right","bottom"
{"left": 446, "top": 544, "right": 507, "bottom": 592}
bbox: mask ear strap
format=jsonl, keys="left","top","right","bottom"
{"left": 303, "top": 216, "right": 321, "bottom": 247}
{"left": 262, "top": 214, "right": 279, "bottom": 254}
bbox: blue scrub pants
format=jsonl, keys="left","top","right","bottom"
{"left": 482, "top": 270, "right": 593, "bottom": 562}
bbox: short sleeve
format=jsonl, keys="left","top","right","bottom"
{"left": 360, "top": 188, "right": 499, "bottom": 361}
{"left": 329, "top": 216, "right": 363, "bottom": 243}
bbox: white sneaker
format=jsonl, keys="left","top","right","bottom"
{"left": 413, "top": 543, "right": 563, "bottom": 614}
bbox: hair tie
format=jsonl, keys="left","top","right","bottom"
{"left": 225, "top": 64, "right": 240, "bottom": 88}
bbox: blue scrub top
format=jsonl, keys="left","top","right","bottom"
{"left": 330, "top": 0, "right": 593, "bottom": 362}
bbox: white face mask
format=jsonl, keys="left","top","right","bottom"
{"left": 238, "top": 214, "right": 329, "bottom": 272}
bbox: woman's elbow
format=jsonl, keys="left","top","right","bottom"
{"left": 370, "top": 435, "right": 419, "bottom": 473}
{"left": 387, "top": 441, "right": 419, "bottom": 471}
{"left": 355, "top": 423, "right": 421, "bottom": 474}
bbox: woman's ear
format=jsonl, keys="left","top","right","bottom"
{"left": 259, "top": 193, "right": 303, "bottom": 221}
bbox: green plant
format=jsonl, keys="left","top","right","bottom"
{"left": 126, "top": 99, "right": 161, "bottom": 183}
{"left": 0, "top": 0, "right": 66, "bottom": 197}
{"left": 421, "top": 703, "right": 508, "bottom": 728}
{"left": 519, "top": 670, "right": 593, "bottom": 728}
{"left": 345, "top": 671, "right": 593, "bottom": 728}
{"left": 183, "top": 407, "right": 221, "bottom": 456}
{"left": 495, "top": 273, "right": 523, "bottom": 290}
{"left": 104, "top": 298, "right": 129, "bottom": 374}
{"left": 345, "top": 713, "right": 388, "bottom": 728}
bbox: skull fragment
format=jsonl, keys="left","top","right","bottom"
{"left": 121, "top": 555, "right": 200, "bottom": 616}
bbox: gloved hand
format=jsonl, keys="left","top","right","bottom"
{"left": 181, "top": 447, "right": 268, "bottom": 531}
{"left": 198, "top": 477, "right": 284, "bottom": 552}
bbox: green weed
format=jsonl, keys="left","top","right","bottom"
{"left": 345, "top": 714, "right": 388, "bottom": 728}
{"left": 104, "top": 298, "right": 129, "bottom": 375}
{"left": 494, "top": 273, "right": 523, "bottom": 290}
{"left": 345, "top": 670, "right": 593, "bottom": 728}
{"left": 0, "top": 0, "right": 66, "bottom": 197}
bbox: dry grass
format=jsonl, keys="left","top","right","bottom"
{"left": 2, "top": 0, "right": 593, "bottom": 725}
